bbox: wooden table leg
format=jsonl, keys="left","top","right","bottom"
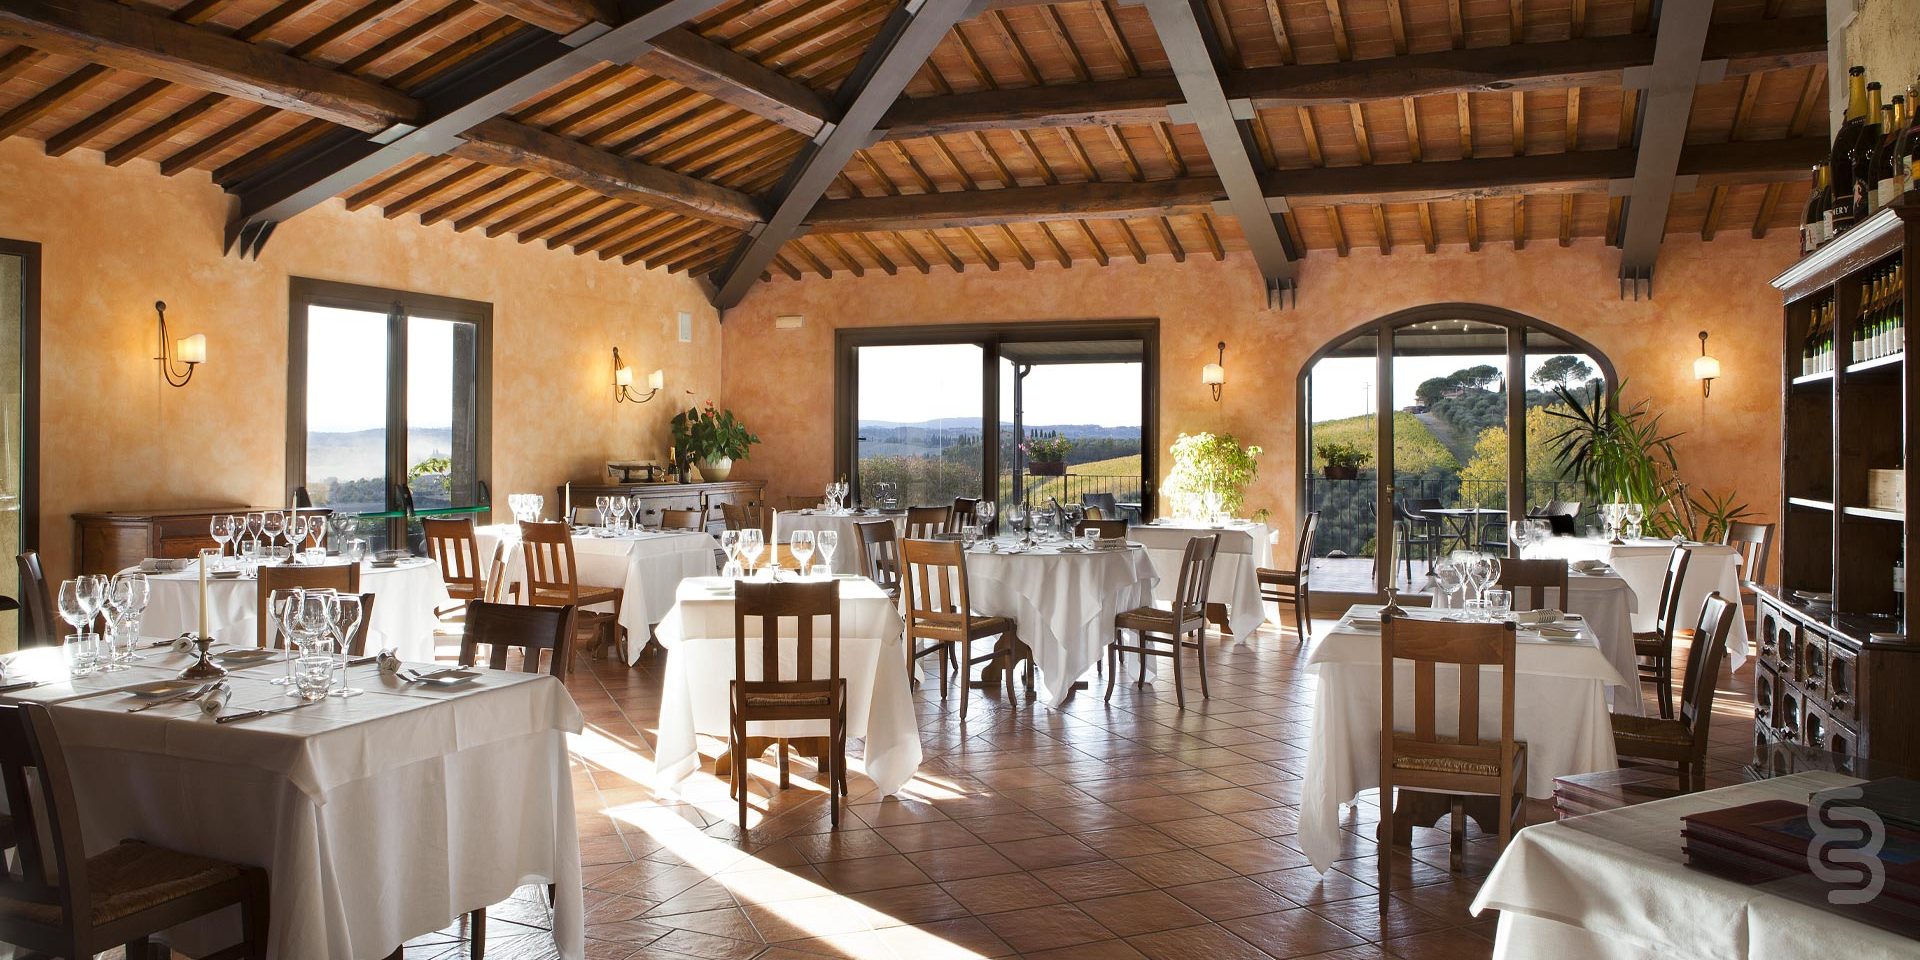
{"left": 713, "top": 736, "right": 829, "bottom": 778}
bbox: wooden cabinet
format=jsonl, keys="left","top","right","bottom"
{"left": 71, "top": 507, "right": 332, "bottom": 577}
{"left": 557, "top": 480, "right": 765, "bottom": 537}
{"left": 1751, "top": 590, "right": 1920, "bottom": 769}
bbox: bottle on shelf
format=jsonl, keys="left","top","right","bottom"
{"left": 1903, "top": 79, "right": 1920, "bottom": 198}
{"left": 1876, "top": 96, "right": 1909, "bottom": 209}
{"left": 1804, "top": 163, "right": 1832, "bottom": 252}
{"left": 1849, "top": 82, "right": 1886, "bottom": 218}
{"left": 1830, "top": 66, "right": 1872, "bottom": 235}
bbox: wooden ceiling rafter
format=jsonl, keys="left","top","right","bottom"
{"left": 1615, "top": 1, "right": 1714, "bottom": 291}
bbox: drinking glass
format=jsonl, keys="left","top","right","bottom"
{"left": 960, "top": 524, "right": 979, "bottom": 549}
{"left": 296, "top": 656, "right": 334, "bottom": 701}
{"left": 104, "top": 573, "right": 148, "bottom": 665}
{"left": 210, "top": 514, "right": 236, "bottom": 558}
{"left": 284, "top": 515, "right": 309, "bottom": 556}
{"left": 977, "top": 500, "right": 995, "bottom": 534}
{"left": 817, "top": 530, "right": 838, "bottom": 572}
{"left": 1624, "top": 502, "right": 1646, "bottom": 541}
{"left": 57, "top": 577, "right": 103, "bottom": 641}
{"left": 1485, "top": 588, "right": 1512, "bottom": 620}
{"left": 245, "top": 512, "right": 265, "bottom": 548}
{"left": 631, "top": 497, "right": 649, "bottom": 530}
{"left": 331, "top": 594, "right": 365, "bottom": 697}
{"left": 1005, "top": 503, "right": 1027, "bottom": 538}
{"left": 1481, "top": 556, "right": 1502, "bottom": 598}
{"left": 268, "top": 587, "right": 304, "bottom": 686}
{"left": 1035, "top": 512, "right": 1056, "bottom": 542}
{"left": 740, "top": 528, "right": 765, "bottom": 576}
{"left": 531, "top": 495, "right": 545, "bottom": 522}
{"left": 104, "top": 612, "right": 136, "bottom": 669}
{"left": 67, "top": 631, "right": 100, "bottom": 676}
{"left": 261, "top": 511, "right": 285, "bottom": 550}
{"left": 609, "top": 497, "right": 630, "bottom": 533}
{"left": 1434, "top": 560, "right": 1465, "bottom": 609}
{"left": 720, "top": 529, "right": 742, "bottom": 577}
{"left": 1463, "top": 599, "right": 1491, "bottom": 622}
{"left": 1508, "top": 521, "right": 1533, "bottom": 558}
{"left": 595, "top": 496, "right": 611, "bottom": 529}
{"left": 790, "top": 530, "right": 815, "bottom": 577}
{"left": 1463, "top": 555, "right": 1490, "bottom": 601}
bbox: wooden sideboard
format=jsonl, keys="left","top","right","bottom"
{"left": 72, "top": 507, "right": 331, "bottom": 576}
{"left": 558, "top": 480, "right": 765, "bottom": 537}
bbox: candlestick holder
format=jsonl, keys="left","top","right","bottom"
{"left": 177, "top": 633, "right": 228, "bottom": 681}
{"left": 1380, "top": 585, "right": 1408, "bottom": 618}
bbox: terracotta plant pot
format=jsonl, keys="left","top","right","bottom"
{"left": 1323, "top": 465, "right": 1358, "bottom": 480}
{"left": 695, "top": 456, "right": 733, "bottom": 482}
{"left": 1029, "top": 460, "right": 1066, "bottom": 477}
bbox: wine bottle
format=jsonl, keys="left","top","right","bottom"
{"left": 1869, "top": 103, "right": 1900, "bottom": 214}
{"left": 1879, "top": 96, "right": 1909, "bottom": 208}
{"left": 1903, "top": 81, "right": 1920, "bottom": 197}
{"left": 1848, "top": 82, "right": 1886, "bottom": 222}
{"left": 1895, "top": 260, "right": 1907, "bottom": 357}
{"left": 1831, "top": 67, "right": 1871, "bottom": 231}
{"left": 1803, "top": 163, "right": 1830, "bottom": 252}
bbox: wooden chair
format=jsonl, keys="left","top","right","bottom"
{"left": 1634, "top": 546, "right": 1693, "bottom": 720}
{"left": 784, "top": 496, "right": 819, "bottom": 512}
{"left": 422, "top": 517, "right": 487, "bottom": 619}
{"left": 1105, "top": 534, "right": 1218, "bottom": 708}
{"left": 255, "top": 564, "right": 359, "bottom": 649}
{"left": 1376, "top": 613, "right": 1527, "bottom": 892}
{"left": 951, "top": 497, "right": 981, "bottom": 529}
{"left": 1393, "top": 500, "right": 1444, "bottom": 581}
{"left": 1256, "top": 512, "right": 1319, "bottom": 645}
{"left": 342, "top": 592, "right": 376, "bottom": 656}
{"left": 1721, "top": 520, "right": 1774, "bottom": 597}
{"left": 14, "top": 551, "right": 53, "bottom": 648}
{"left": 660, "top": 508, "right": 706, "bottom": 531}
{"left": 568, "top": 507, "right": 602, "bottom": 526}
{"left": 0, "top": 702, "right": 269, "bottom": 959}
{"left": 1073, "top": 518, "right": 1128, "bottom": 540}
{"left": 518, "top": 521, "right": 624, "bottom": 667}
{"left": 905, "top": 506, "right": 950, "bottom": 539}
{"left": 729, "top": 580, "right": 847, "bottom": 830}
{"left": 855, "top": 520, "right": 903, "bottom": 602}
{"left": 902, "top": 539, "right": 1022, "bottom": 720}
{"left": 1531, "top": 501, "right": 1580, "bottom": 537}
{"left": 719, "top": 501, "right": 766, "bottom": 533}
{"left": 1611, "top": 592, "right": 1738, "bottom": 793}
{"left": 459, "top": 600, "right": 573, "bottom": 678}
{"left": 1496, "top": 558, "right": 1568, "bottom": 612}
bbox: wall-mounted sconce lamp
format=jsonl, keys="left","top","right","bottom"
{"left": 154, "top": 301, "right": 205, "bottom": 388}
{"left": 1203, "top": 341, "right": 1226, "bottom": 402}
{"left": 1693, "top": 330, "right": 1720, "bottom": 398}
{"left": 612, "top": 347, "right": 663, "bottom": 403}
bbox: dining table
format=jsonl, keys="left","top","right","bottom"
{"left": 1433, "top": 566, "right": 1641, "bottom": 715}
{"left": 0, "top": 643, "right": 585, "bottom": 960}
{"left": 477, "top": 524, "right": 719, "bottom": 664}
{"left": 1299, "top": 604, "right": 1626, "bottom": 873}
{"left": 652, "top": 574, "right": 921, "bottom": 796}
{"left": 960, "top": 538, "right": 1158, "bottom": 707}
{"left": 140, "top": 558, "right": 451, "bottom": 660}
{"left": 1127, "top": 520, "right": 1271, "bottom": 639}
{"left": 1427, "top": 506, "right": 1508, "bottom": 553}
{"left": 1533, "top": 536, "right": 1751, "bottom": 666}
{"left": 771, "top": 508, "right": 906, "bottom": 575}
{"left": 1471, "top": 770, "right": 1917, "bottom": 959}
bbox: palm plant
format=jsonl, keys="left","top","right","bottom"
{"left": 1544, "top": 380, "right": 1683, "bottom": 530}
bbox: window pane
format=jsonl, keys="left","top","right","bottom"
{"left": 1305, "top": 332, "right": 1379, "bottom": 593}
{"left": 999, "top": 345, "right": 1143, "bottom": 517}
{"left": 304, "top": 305, "right": 390, "bottom": 552}
{"left": 1393, "top": 319, "right": 1510, "bottom": 572}
{"left": 0, "top": 253, "right": 22, "bottom": 651}
{"left": 856, "top": 344, "right": 983, "bottom": 507}
{"left": 1525, "top": 327, "right": 1606, "bottom": 533}
{"left": 407, "top": 315, "right": 480, "bottom": 511}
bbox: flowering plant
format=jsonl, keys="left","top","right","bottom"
{"left": 1019, "top": 435, "right": 1073, "bottom": 461}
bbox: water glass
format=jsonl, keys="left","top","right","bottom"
{"left": 817, "top": 530, "right": 839, "bottom": 572}
{"left": 1485, "top": 588, "right": 1512, "bottom": 620}
{"left": 303, "top": 547, "right": 326, "bottom": 564}
{"left": 740, "top": 528, "right": 765, "bottom": 575}
{"left": 67, "top": 631, "right": 100, "bottom": 675}
{"left": 296, "top": 656, "right": 334, "bottom": 701}
{"left": 790, "top": 530, "right": 815, "bottom": 577}
{"left": 960, "top": 524, "right": 979, "bottom": 549}
{"left": 105, "top": 617, "right": 136, "bottom": 668}
{"left": 1462, "top": 599, "right": 1491, "bottom": 622}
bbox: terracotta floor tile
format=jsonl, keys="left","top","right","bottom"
{"left": 902, "top": 843, "right": 1023, "bottom": 882}
{"left": 1118, "top": 849, "right": 1243, "bottom": 887}
{"left": 1074, "top": 890, "right": 1212, "bottom": 937}
{"left": 1126, "top": 921, "right": 1274, "bottom": 960}
{"left": 1031, "top": 859, "right": 1156, "bottom": 900}
{"left": 939, "top": 872, "right": 1065, "bottom": 915}
{"left": 1163, "top": 876, "right": 1299, "bottom": 921}
{"left": 997, "top": 834, "right": 1106, "bottom": 870}
{"left": 977, "top": 903, "right": 1115, "bottom": 953}
{"left": 1379, "top": 926, "right": 1498, "bottom": 960}
{"left": 1220, "top": 909, "right": 1371, "bottom": 958}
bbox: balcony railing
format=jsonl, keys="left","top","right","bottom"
{"left": 1304, "top": 472, "right": 1589, "bottom": 558}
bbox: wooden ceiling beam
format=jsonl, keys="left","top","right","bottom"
{"left": 448, "top": 118, "right": 762, "bottom": 226}
{"left": 1133, "top": 0, "right": 1296, "bottom": 285}
{"left": 1614, "top": 2, "right": 1714, "bottom": 292}
{"left": 637, "top": 28, "right": 836, "bottom": 137}
{"left": 806, "top": 137, "right": 1824, "bottom": 232}
{"left": 709, "top": 0, "right": 980, "bottom": 309}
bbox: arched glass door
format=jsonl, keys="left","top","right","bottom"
{"left": 1299, "top": 306, "right": 1613, "bottom": 598}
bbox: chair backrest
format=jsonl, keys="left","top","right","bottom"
{"left": 14, "top": 551, "right": 53, "bottom": 648}
{"left": 1292, "top": 512, "right": 1320, "bottom": 576}
{"left": 1170, "top": 534, "right": 1221, "bottom": 624}
{"left": 1679, "top": 593, "right": 1738, "bottom": 742}
{"left": 1407, "top": 498, "right": 1442, "bottom": 517}
{"left": 569, "top": 507, "right": 602, "bottom": 526}
{"left": 905, "top": 506, "right": 949, "bottom": 539}
{"left": 1497, "top": 558, "right": 1568, "bottom": 612}
{"left": 1073, "top": 518, "right": 1128, "bottom": 540}
{"left": 660, "top": 508, "right": 706, "bottom": 531}
{"left": 0, "top": 702, "right": 90, "bottom": 934}
{"left": 784, "top": 496, "right": 818, "bottom": 512}
{"left": 719, "top": 501, "right": 765, "bottom": 533}
{"left": 951, "top": 497, "right": 980, "bottom": 529}
{"left": 422, "top": 517, "right": 486, "bottom": 602}
{"left": 1653, "top": 546, "right": 1694, "bottom": 646}
{"left": 518, "top": 520, "right": 585, "bottom": 605}
{"left": 1722, "top": 521, "right": 1774, "bottom": 585}
{"left": 1082, "top": 493, "right": 1118, "bottom": 514}
{"left": 256, "top": 563, "right": 360, "bottom": 648}
{"left": 459, "top": 600, "right": 574, "bottom": 677}
{"left": 901, "top": 538, "right": 975, "bottom": 636}
{"left": 345, "top": 592, "right": 376, "bottom": 656}
{"left": 856, "top": 520, "right": 902, "bottom": 596}
{"left": 1530, "top": 500, "right": 1580, "bottom": 535}
{"left": 733, "top": 580, "right": 840, "bottom": 690}
{"left": 1380, "top": 614, "right": 1519, "bottom": 779}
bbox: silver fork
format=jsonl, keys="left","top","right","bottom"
{"left": 126, "top": 683, "right": 210, "bottom": 713}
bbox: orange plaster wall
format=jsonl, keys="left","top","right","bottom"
{"left": 0, "top": 138, "right": 722, "bottom": 583}
{"left": 721, "top": 233, "right": 1794, "bottom": 579}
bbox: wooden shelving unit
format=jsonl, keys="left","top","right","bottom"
{"left": 1756, "top": 198, "right": 1920, "bottom": 771}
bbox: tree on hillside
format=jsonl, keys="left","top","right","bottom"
{"left": 1458, "top": 364, "right": 1502, "bottom": 390}
{"left": 1531, "top": 355, "right": 1595, "bottom": 389}
{"left": 1415, "top": 376, "right": 1460, "bottom": 407}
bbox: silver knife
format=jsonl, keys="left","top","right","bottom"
{"left": 215, "top": 698, "right": 328, "bottom": 724}
{"left": 0, "top": 680, "right": 47, "bottom": 694}
{"left": 126, "top": 684, "right": 210, "bottom": 712}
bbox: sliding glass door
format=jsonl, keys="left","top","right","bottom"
{"left": 0, "top": 241, "right": 36, "bottom": 651}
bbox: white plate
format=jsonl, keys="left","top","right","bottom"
{"left": 413, "top": 669, "right": 479, "bottom": 687}
{"left": 217, "top": 649, "right": 276, "bottom": 665}
{"left": 125, "top": 679, "right": 203, "bottom": 698}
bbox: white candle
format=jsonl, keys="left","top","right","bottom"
{"left": 197, "top": 551, "right": 209, "bottom": 641}
{"left": 565, "top": 481, "right": 572, "bottom": 523}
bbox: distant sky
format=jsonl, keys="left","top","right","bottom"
{"left": 305, "top": 305, "right": 458, "bottom": 432}
{"left": 1307, "top": 352, "right": 1598, "bottom": 423}
{"left": 855, "top": 343, "right": 1142, "bottom": 427}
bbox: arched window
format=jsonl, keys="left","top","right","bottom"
{"left": 1296, "top": 304, "right": 1618, "bottom": 597}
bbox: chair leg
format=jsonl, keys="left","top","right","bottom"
{"left": 958, "top": 638, "right": 969, "bottom": 723}
{"left": 778, "top": 738, "right": 790, "bottom": 790}
{"left": 1104, "top": 636, "right": 1118, "bottom": 703}
{"left": 939, "top": 640, "right": 950, "bottom": 700}
{"left": 1001, "top": 635, "right": 1017, "bottom": 703}
{"left": 1169, "top": 635, "right": 1186, "bottom": 709}
{"left": 1136, "top": 632, "right": 1148, "bottom": 688}
{"left": 1658, "top": 656, "right": 1674, "bottom": 719}
{"left": 243, "top": 868, "right": 271, "bottom": 960}
{"left": 1192, "top": 628, "right": 1209, "bottom": 700}
{"left": 1449, "top": 797, "right": 1466, "bottom": 873}
{"left": 1376, "top": 785, "right": 1394, "bottom": 895}
{"left": 469, "top": 907, "right": 486, "bottom": 960}
{"left": 126, "top": 935, "right": 151, "bottom": 960}
{"left": 1296, "top": 586, "right": 1311, "bottom": 645}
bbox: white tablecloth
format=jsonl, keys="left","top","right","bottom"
{"left": 141, "top": 560, "right": 451, "bottom": 660}
{"left": 772, "top": 510, "right": 905, "bottom": 575}
{"left": 1535, "top": 537, "right": 1750, "bottom": 667}
{"left": 1435, "top": 570, "right": 1641, "bottom": 716}
{"left": 1472, "top": 771, "right": 1916, "bottom": 959}
{"left": 1129, "top": 521, "right": 1272, "bottom": 638}
{"left": 38, "top": 660, "right": 585, "bottom": 960}
{"left": 1300, "top": 605, "right": 1626, "bottom": 873}
{"left": 479, "top": 525, "right": 718, "bottom": 663}
{"left": 961, "top": 541, "right": 1158, "bottom": 707}
{"left": 653, "top": 576, "right": 921, "bottom": 796}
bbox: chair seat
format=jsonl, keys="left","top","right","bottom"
{"left": 1391, "top": 738, "right": 1526, "bottom": 779}
{"left": 1611, "top": 713, "right": 1693, "bottom": 748}
{"left": 1256, "top": 567, "right": 1300, "bottom": 586}
{"left": 1115, "top": 605, "right": 1204, "bottom": 634}
{"left": 530, "top": 586, "right": 620, "bottom": 607}
{"left": 914, "top": 615, "right": 1016, "bottom": 642}
{"left": 0, "top": 841, "right": 242, "bottom": 927}
{"left": 744, "top": 691, "right": 834, "bottom": 708}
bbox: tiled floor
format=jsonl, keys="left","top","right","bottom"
{"left": 400, "top": 616, "right": 1761, "bottom": 960}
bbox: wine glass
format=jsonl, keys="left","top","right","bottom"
{"left": 630, "top": 496, "right": 648, "bottom": 530}
{"left": 1463, "top": 554, "right": 1491, "bottom": 602}
{"left": 790, "top": 530, "right": 815, "bottom": 577}
{"left": 608, "top": 496, "right": 630, "bottom": 533}
{"left": 105, "top": 573, "right": 149, "bottom": 665}
{"left": 330, "top": 594, "right": 365, "bottom": 698}
{"left": 817, "top": 529, "right": 839, "bottom": 574}
{"left": 1624, "top": 502, "right": 1646, "bottom": 541}
{"left": 1481, "top": 555, "right": 1502, "bottom": 599}
{"left": 1434, "top": 560, "right": 1465, "bottom": 610}
{"left": 285, "top": 514, "right": 311, "bottom": 558}
{"left": 244, "top": 512, "right": 265, "bottom": 551}
{"left": 1508, "top": 520, "right": 1534, "bottom": 558}
{"left": 210, "top": 514, "right": 237, "bottom": 558}
{"left": 977, "top": 500, "right": 995, "bottom": 535}
{"left": 268, "top": 587, "right": 305, "bottom": 686}
{"left": 594, "top": 496, "right": 611, "bottom": 529}
{"left": 740, "top": 528, "right": 765, "bottom": 576}
{"left": 1005, "top": 503, "right": 1027, "bottom": 539}
{"left": 261, "top": 511, "right": 285, "bottom": 551}
{"left": 57, "top": 578, "right": 105, "bottom": 675}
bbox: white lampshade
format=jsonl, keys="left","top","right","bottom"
{"left": 647, "top": 369, "right": 665, "bottom": 391}
{"left": 1693, "top": 354, "right": 1721, "bottom": 381}
{"left": 614, "top": 363, "right": 634, "bottom": 387}
{"left": 1202, "top": 362, "right": 1225, "bottom": 386}
{"left": 175, "top": 333, "right": 207, "bottom": 365}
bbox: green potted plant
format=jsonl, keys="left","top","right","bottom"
{"left": 1544, "top": 380, "right": 1679, "bottom": 528}
{"left": 677, "top": 402, "right": 760, "bottom": 482}
{"left": 1315, "top": 440, "right": 1370, "bottom": 480}
{"left": 1166, "top": 432, "right": 1262, "bottom": 517}
{"left": 1021, "top": 434, "right": 1073, "bottom": 477}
